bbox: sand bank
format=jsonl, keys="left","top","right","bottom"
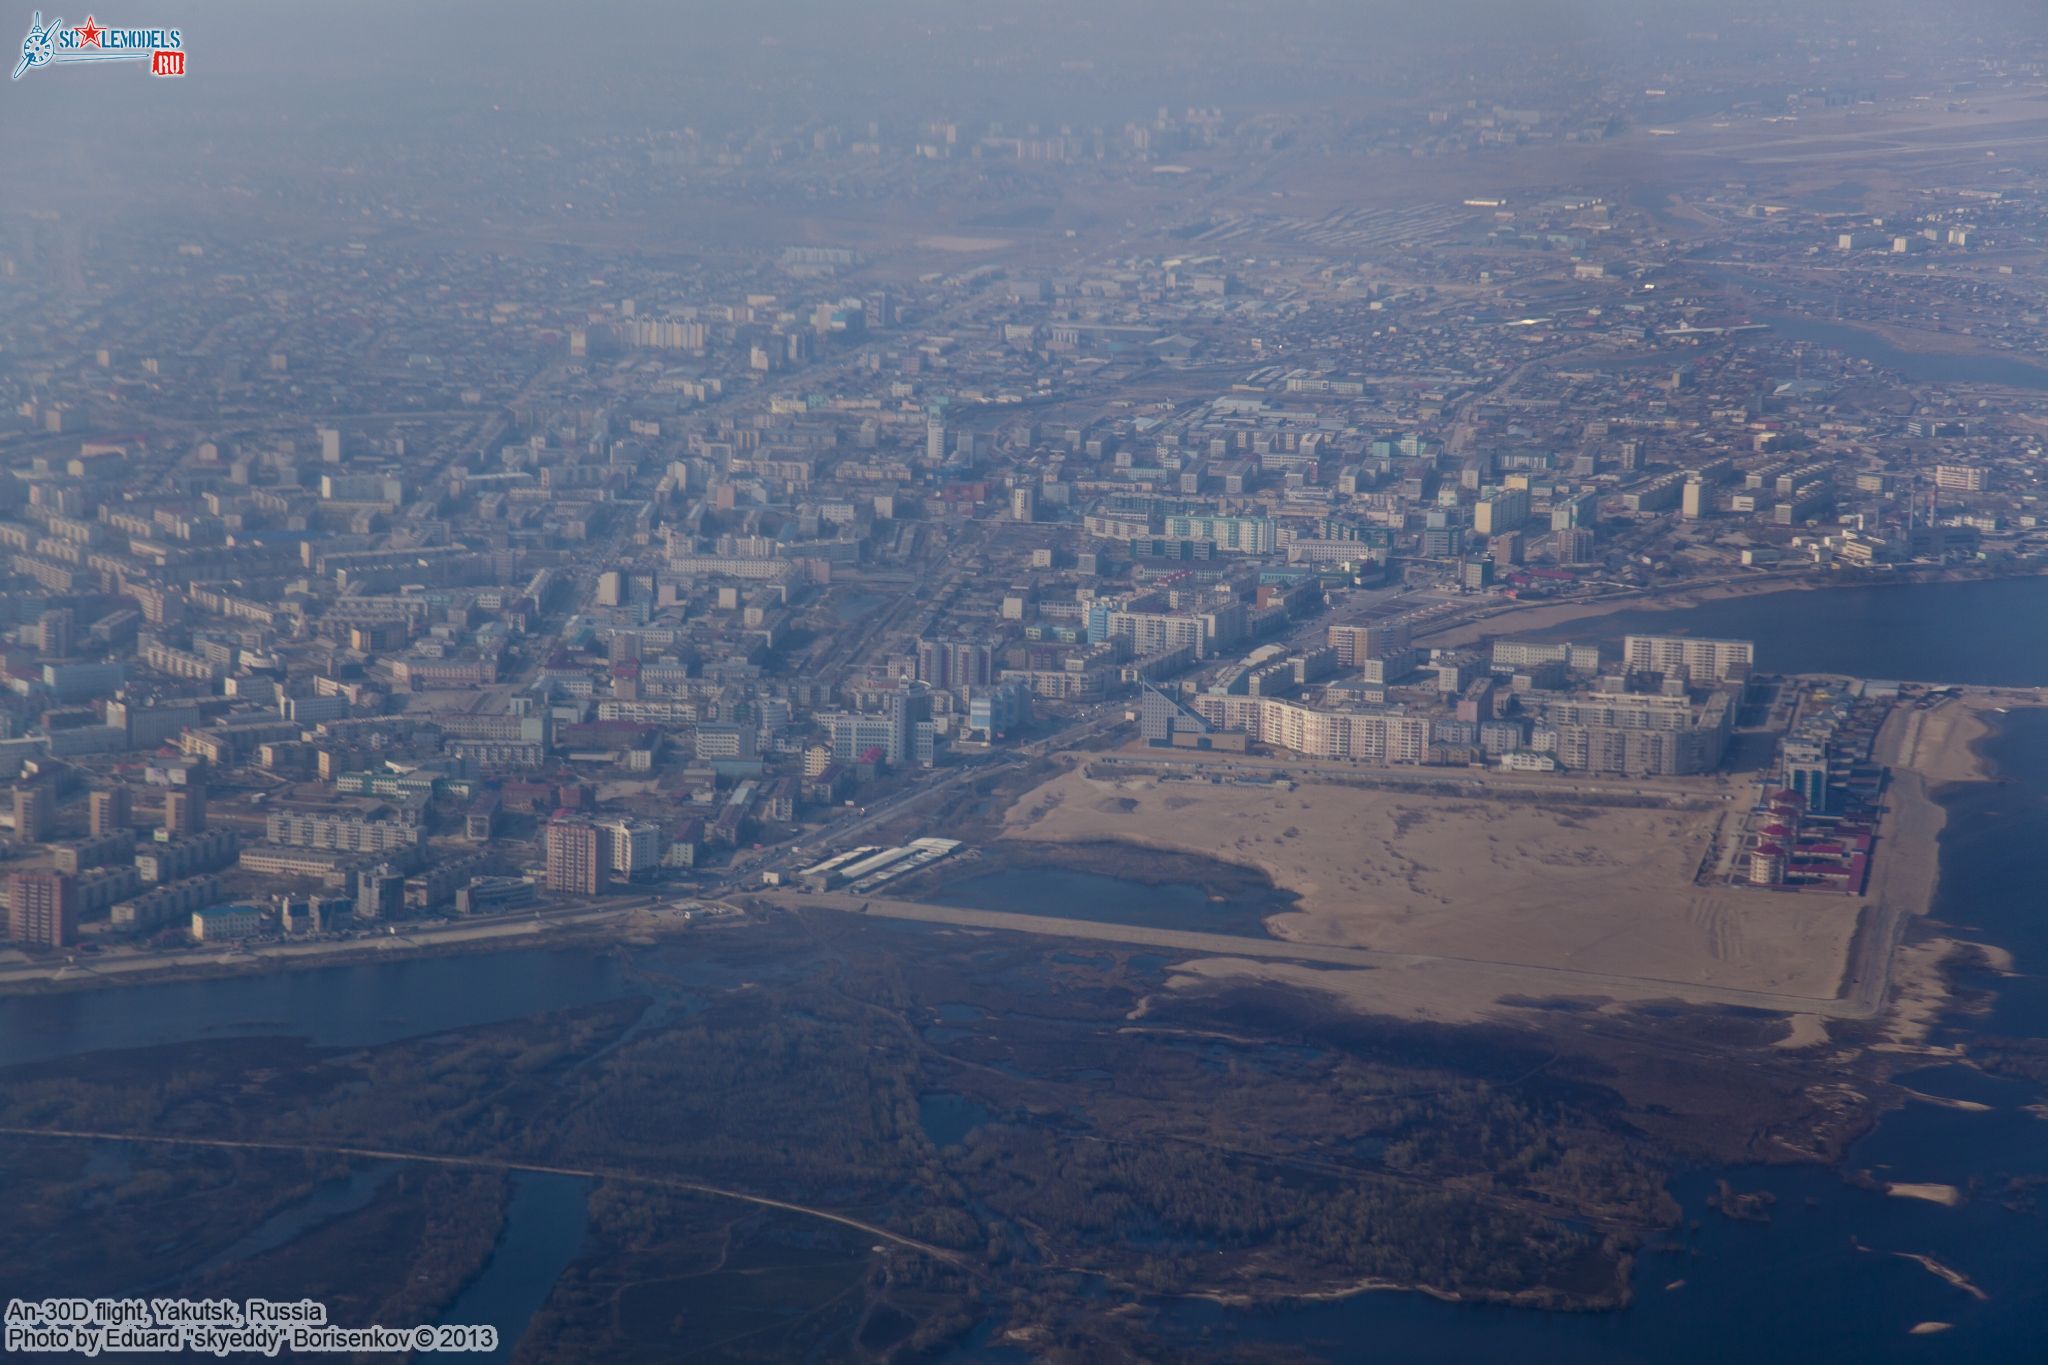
{"left": 1893, "top": 1251, "right": 1987, "bottom": 1300}
{"left": 1864, "top": 693, "right": 2048, "bottom": 1046}
{"left": 1004, "top": 765, "right": 1861, "bottom": 1016}
{"left": 1773, "top": 1014, "right": 1830, "bottom": 1050}
{"left": 1896, "top": 1088, "right": 1992, "bottom": 1113}
{"left": 1879, "top": 692, "right": 2022, "bottom": 786}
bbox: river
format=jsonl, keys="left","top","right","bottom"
{"left": 1688, "top": 264, "right": 2048, "bottom": 392}
{"left": 1139, "top": 704, "right": 2048, "bottom": 1364}
{"left": 436, "top": 1171, "right": 591, "bottom": 1364}
{"left": 0, "top": 946, "right": 633, "bottom": 1067}
{"left": 1535, "top": 574, "right": 2048, "bottom": 687}
{"left": 2, "top": 579, "right": 2044, "bottom": 1361}
{"left": 1756, "top": 315, "right": 2048, "bottom": 391}
{"left": 1144, "top": 577, "right": 2048, "bottom": 1360}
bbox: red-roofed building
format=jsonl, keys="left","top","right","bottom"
{"left": 1748, "top": 844, "right": 1786, "bottom": 887}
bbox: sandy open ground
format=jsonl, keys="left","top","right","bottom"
{"left": 974, "top": 690, "right": 2025, "bottom": 1027}
{"left": 1003, "top": 766, "right": 1861, "bottom": 1012}
{"left": 914, "top": 234, "right": 1015, "bottom": 252}
{"left": 1881, "top": 690, "right": 2034, "bottom": 787}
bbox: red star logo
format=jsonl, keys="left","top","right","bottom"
{"left": 76, "top": 16, "right": 101, "bottom": 47}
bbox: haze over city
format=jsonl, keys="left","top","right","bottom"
{"left": 2, "top": 3, "right": 2047, "bottom": 1361}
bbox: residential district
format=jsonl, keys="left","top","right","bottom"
{"left": 5, "top": 44, "right": 2048, "bottom": 962}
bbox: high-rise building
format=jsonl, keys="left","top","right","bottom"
{"left": 1473, "top": 489, "right": 1530, "bottom": 536}
{"left": 355, "top": 864, "right": 404, "bottom": 920}
{"left": 11, "top": 786, "right": 53, "bottom": 844}
{"left": 1139, "top": 681, "right": 1212, "bottom": 746}
{"left": 89, "top": 785, "right": 133, "bottom": 837}
{"left": 1161, "top": 513, "right": 1277, "bottom": 554}
{"left": 1622, "top": 635, "right": 1756, "bottom": 684}
{"left": 966, "top": 680, "right": 1033, "bottom": 741}
{"left": 1188, "top": 694, "right": 1430, "bottom": 764}
{"left": 1491, "top": 640, "right": 1602, "bottom": 675}
{"left": 925, "top": 413, "right": 948, "bottom": 464}
{"left": 1528, "top": 692, "right": 1735, "bottom": 776}
{"left": 164, "top": 785, "right": 207, "bottom": 837}
{"left": 9, "top": 870, "right": 77, "bottom": 948}
{"left": 1328, "top": 623, "right": 1410, "bottom": 667}
{"left": 822, "top": 687, "right": 935, "bottom": 768}
{"left": 916, "top": 639, "right": 995, "bottom": 694}
{"left": 37, "top": 608, "right": 72, "bottom": 658}
{"left": 1420, "top": 525, "right": 1464, "bottom": 559}
{"left": 599, "top": 819, "right": 663, "bottom": 878}
{"left": 1556, "top": 527, "right": 1596, "bottom": 565}
{"left": 1783, "top": 740, "right": 1831, "bottom": 814}
{"left": 544, "top": 819, "right": 605, "bottom": 896}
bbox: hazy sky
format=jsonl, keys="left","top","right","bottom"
{"left": 3, "top": 0, "right": 1986, "bottom": 130}
{"left": 0, "top": 0, "right": 2030, "bottom": 231}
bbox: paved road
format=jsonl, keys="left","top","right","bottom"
{"left": 0, "top": 899, "right": 661, "bottom": 992}
{"left": 1077, "top": 750, "right": 1733, "bottom": 803}
{"left": 1835, "top": 766, "right": 1942, "bottom": 1021}
{"left": 0, "top": 1126, "right": 976, "bottom": 1273}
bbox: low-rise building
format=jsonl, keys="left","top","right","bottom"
{"left": 191, "top": 904, "right": 263, "bottom": 942}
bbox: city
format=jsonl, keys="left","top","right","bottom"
{"left": 3, "top": 2, "right": 2048, "bottom": 1361}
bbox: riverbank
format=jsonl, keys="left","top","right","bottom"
{"left": 0, "top": 900, "right": 699, "bottom": 998}
{"left": 1422, "top": 573, "right": 1812, "bottom": 649}
{"left": 1882, "top": 692, "right": 2014, "bottom": 786}
{"left": 1866, "top": 692, "right": 2043, "bottom": 1050}
{"left": 1422, "top": 566, "right": 2048, "bottom": 653}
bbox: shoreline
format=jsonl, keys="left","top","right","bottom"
{"left": 0, "top": 901, "right": 694, "bottom": 999}
{"left": 1884, "top": 688, "right": 2041, "bottom": 791}
{"left": 5, "top": 691, "right": 2030, "bottom": 1015}
{"left": 1865, "top": 691, "right": 2040, "bottom": 1051}
{"left": 1421, "top": 573, "right": 1815, "bottom": 649}
{"left": 986, "top": 688, "right": 2033, "bottom": 1035}
{"left": 11, "top": 696, "right": 2016, "bottom": 1016}
{"left": 1420, "top": 566, "right": 2048, "bottom": 652}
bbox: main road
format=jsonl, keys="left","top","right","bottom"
{"left": 0, "top": 897, "right": 668, "bottom": 993}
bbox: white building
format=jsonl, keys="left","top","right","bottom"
{"left": 1621, "top": 635, "right": 1755, "bottom": 683}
